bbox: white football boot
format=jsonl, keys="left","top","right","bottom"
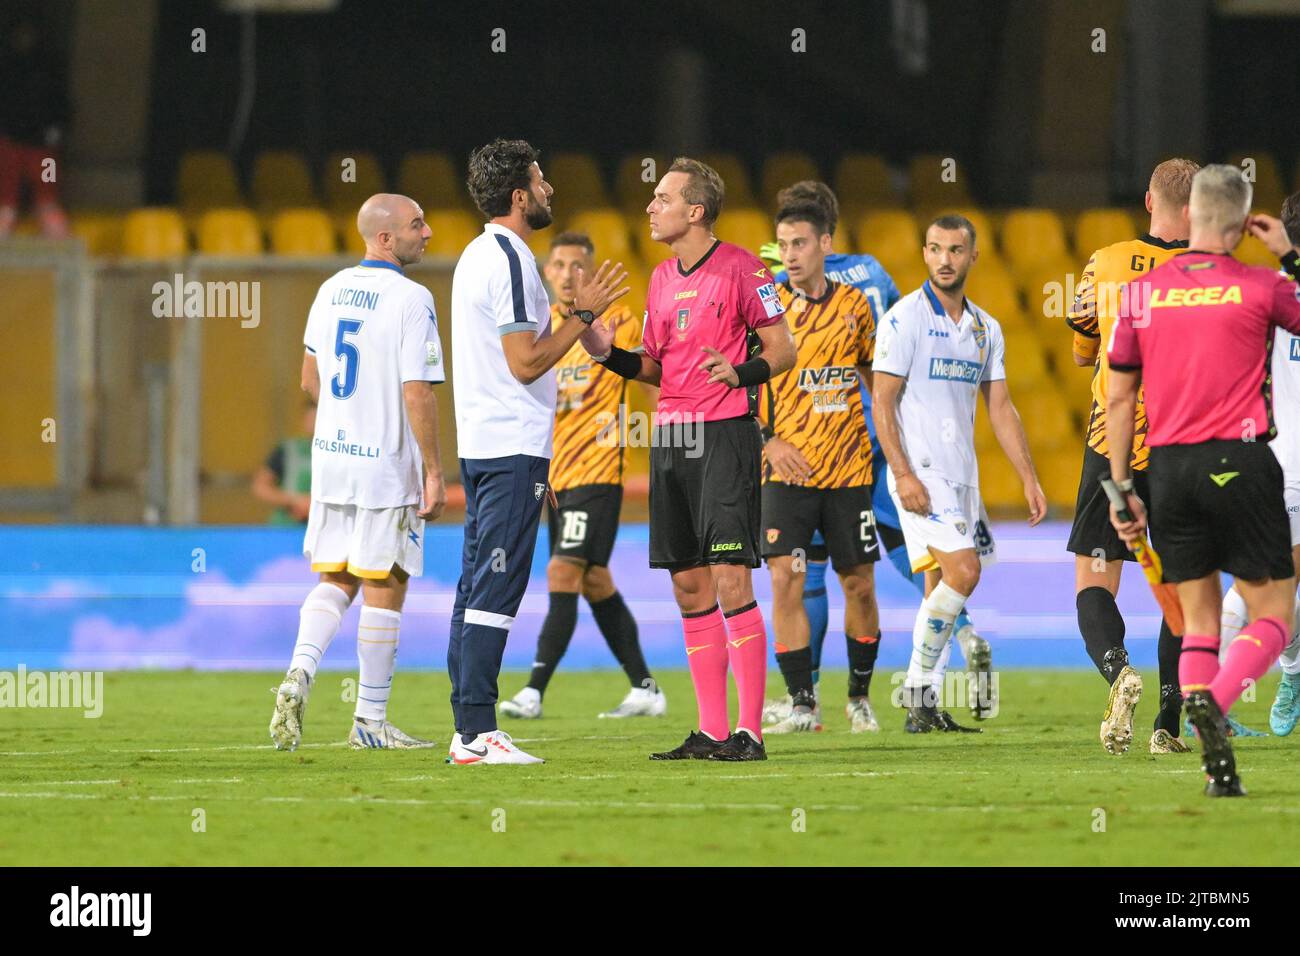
{"left": 498, "top": 687, "right": 542, "bottom": 719}
{"left": 348, "top": 717, "right": 437, "bottom": 750}
{"left": 846, "top": 697, "right": 880, "bottom": 733}
{"left": 762, "top": 694, "right": 793, "bottom": 724}
{"left": 599, "top": 684, "right": 667, "bottom": 718}
{"left": 270, "top": 667, "right": 311, "bottom": 751}
{"left": 956, "top": 624, "right": 996, "bottom": 720}
{"left": 1100, "top": 665, "right": 1144, "bottom": 755}
{"left": 447, "top": 729, "right": 544, "bottom": 765}
{"left": 763, "top": 707, "right": 822, "bottom": 734}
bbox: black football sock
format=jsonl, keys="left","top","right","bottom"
{"left": 589, "top": 591, "right": 653, "bottom": 689}
{"left": 775, "top": 645, "right": 815, "bottom": 709}
{"left": 846, "top": 631, "right": 882, "bottom": 698}
{"left": 1077, "top": 586, "right": 1127, "bottom": 684}
{"left": 1155, "top": 618, "right": 1184, "bottom": 734}
{"left": 526, "top": 591, "right": 580, "bottom": 694}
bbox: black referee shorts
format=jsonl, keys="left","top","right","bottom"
{"left": 1148, "top": 439, "right": 1293, "bottom": 583}
{"left": 1067, "top": 445, "right": 1155, "bottom": 563}
{"left": 649, "top": 416, "right": 761, "bottom": 570}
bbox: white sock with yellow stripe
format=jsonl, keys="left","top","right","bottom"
{"left": 355, "top": 606, "right": 401, "bottom": 721}
{"left": 289, "top": 583, "right": 353, "bottom": 679}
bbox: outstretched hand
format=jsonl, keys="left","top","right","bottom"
{"left": 573, "top": 260, "right": 630, "bottom": 320}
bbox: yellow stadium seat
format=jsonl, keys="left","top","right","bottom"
{"left": 252, "top": 151, "right": 316, "bottom": 212}
{"left": 335, "top": 211, "right": 366, "bottom": 256}
{"left": 122, "top": 207, "right": 188, "bottom": 258}
{"left": 1041, "top": 447, "right": 1084, "bottom": 511}
{"left": 177, "top": 151, "right": 242, "bottom": 212}
{"left": 909, "top": 154, "right": 972, "bottom": 208}
{"left": 546, "top": 152, "right": 608, "bottom": 211}
{"left": 69, "top": 211, "right": 122, "bottom": 256}
{"left": 1019, "top": 258, "right": 1077, "bottom": 329}
{"left": 760, "top": 152, "right": 821, "bottom": 210}
{"left": 398, "top": 151, "right": 465, "bottom": 211}
{"left": 566, "top": 208, "right": 634, "bottom": 261}
{"left": 853, "top": 210, "right": 919, "bottom": 271}
{"left": 269, "top": 208, "right": 335, "bottom": 256}
{"left": 425, "top": 209, "right": 480, "bottom": 259}
{"left": 834, "top": 153, "right": 899, "bottom": 215}
{"left": 1019, "top": 385, "right": 1075, "bottom": 453}
{"left": 0, "top": 269, "right": 58, "bottom": 486}
{"left": 713, "top": 207, "right": 772, "bottom": 257}
{"left": 1073, "top": 208, "right": 1136, "bottom": 260}
{"left": 1229, "top": 151, "right": 1285, "bottom": 212}
{"left": 700, "top": 152, "right": 756, "bottom": 208}
{"left": 196, "top": 208, "right": 263, "bottom": 256}
{"left": 615, "top": 152, "right": 665, "bottom": 212}
{"left": 1002, "top": 327, "right": 1051, "bottom": 388}
{"left": 526, "top": 226, "right": 554, "bottom": 262}
{"left": 966, "top": 260, "right": 1021, "bottom": 319}
{"left": 322, "top": 151, "right": 386, "bottom": 213}
{"left": 1236, "top": 231, "right": 1280, "bottom": 267}
{"left": 1001, "top": 209, "right": 1069, "bottom": 279}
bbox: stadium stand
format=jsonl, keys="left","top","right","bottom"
{"left": 424, "top": 209, "right": 480, "bottom": 259}
{"left": 760, "top": 152, "right": 821, "bottom": 210}
{"left": 567, "top": 208, "right": 635, "bottom": 260}
{"left": 700, "top": 151, "right": 757, "bottom": 208}
{"left": 122, "top": 207, "right": 188, "bottom": 258}
{"left": 268, "top": 208, "right": 335, "bottom": 256}
{"left": 834, "top": 153, "right": 900, "bottom": 216}
{"left": 1072, "top": 208, "right": 1136, "bottom": 260}
{"left": 322, "top": 151, "right": 386, "bottom": 213}
{"left": 398, "top": 151, "right": 466, "bottom": 211}
{"left": 252, "top": 151, "right": 317, "bottom": 212}
{"left": 1000, "top": 209, "right": 1070, "bottom": 280}
{"left": 196, "top": 208, "right": 263, "bottom": 256}
{"left": 545, "top": 152, "right": 610, "bottom": 211}
{"left": 177, "top": 150, "right": 243, "bottom": 214}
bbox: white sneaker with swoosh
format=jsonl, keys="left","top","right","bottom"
{"left": 447, "top": 730, "right": 544, "bottom": 765}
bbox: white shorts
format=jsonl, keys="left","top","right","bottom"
{"left": 1286, "top": 481, "right": 1300, "bottom": 547}
{"left": 888, "top": 470, "right": 997, "bottom": 574}
{"left": 303, "top": 501, "right": 424, "bottom": 579}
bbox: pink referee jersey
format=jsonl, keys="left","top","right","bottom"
{"left": 1107, "top": 251, "right": 1300, "bottom": 447}
{"left": 642, "top": 239, "right": 786, "bottom": 422}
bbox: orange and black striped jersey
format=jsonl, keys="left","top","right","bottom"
{"left": 762, "top": 280, "right": 875, "bottom": 489}
{"left": 550, "top": 303, "right": 641, "bottom": 492}
{"left": 1066, "top": 234, "right": 1187, "bottom": 470}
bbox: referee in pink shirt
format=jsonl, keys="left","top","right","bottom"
{"left": 1107, "top": 164, "right": 1300, "bottom": 797}
{"left": 579, "top": 157, "right": 796, "bottom": 761}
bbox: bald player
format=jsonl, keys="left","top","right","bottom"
{"left": 1065, "top": 159, "right": 1199, "bottom": 756}
{"left": 270, "top": 193, "right": 448, "bottom": 752}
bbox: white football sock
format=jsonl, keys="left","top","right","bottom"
{"left": 906, "top": 581, "right": 968, "bottom": 691}
{"left": 1219, "top": 586, "right": 1248, "bottom": 664}
{"left": 1281, "top": 601, "right": 1300, "bottom": 677}
{"left": 929, "top": 639, "right": 953, "bottom": 695}
{"left": 355, "top": 606, "right": 401, "bottom": 721}
{"left": 289, "top": 583, "right": 353, "bottom": 679}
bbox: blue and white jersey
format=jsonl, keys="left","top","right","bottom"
{"left": 451, "top": 223, "right": 557, "bottom": 461}
{"left": 874, "top": 280, "right": 1005, "bottom": 488}
{"left": 1271, "top": 324, "right": 1300, "bottom": 479}
{"left": 303, "top": 259, "right": 445, "bottom": 509}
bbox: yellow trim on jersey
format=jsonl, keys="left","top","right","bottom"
{"left": 311, "top": 561, "right": 348, "bottom": 573}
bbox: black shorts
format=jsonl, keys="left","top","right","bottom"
{"left": 761, "top": 482, "right": 881, "bottom": 571}
{"left": 649, "top": 416, "right": 761, "bottom": 570}
{"left": 1067, "top": 445, "right": 1155, "bottom": 563}
{"left": 1148, "top": 439, "right": 1293, "bottom": 583}
{"left": 547, "top": 483, "right": 622, "bottom": 567}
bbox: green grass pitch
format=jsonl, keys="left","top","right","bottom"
{"left": 1, "top": 669, "right": 1296, "bottom": 866}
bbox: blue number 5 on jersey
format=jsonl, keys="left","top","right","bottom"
{"left": 332, "top": 319, "right": 363, "bottom": 399}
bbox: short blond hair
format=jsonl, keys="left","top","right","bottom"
{"left": 1149, "top": 158, "right": 1199, "bottom": 209}
{"left": 668, "top": 157, "right": 725, "bottom": 227}
{"left": 1190, "top": 164, "right": 1253, "bottom": 234}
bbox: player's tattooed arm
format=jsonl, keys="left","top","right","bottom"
{"left": 871, "top": 371, "right": 929, "bottom": 515}
{"left": 981, "top": 379, "right": 1047, "bottom": 526}
{"left": 300, "top": 349, "right": 320, "bottom": 403}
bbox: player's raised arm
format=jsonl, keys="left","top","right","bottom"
{"left": 980, "top": 379, "right": 1046, "bottom": 525}
{"left": 503, "top": 259, "right": 629, "bottom": 385}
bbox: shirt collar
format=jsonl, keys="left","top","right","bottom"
{"left": 357, "top": 258, "right": 403, "bottom": 273}
{"left": 922, "top": 279, "right": 974, "bottom": 326}
{"left": 484, "top": 222, "right": 536, "bottom": 261}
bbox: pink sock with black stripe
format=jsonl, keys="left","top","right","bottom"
{"left": 1179, "top": 634, "right": 1221, "bottom": 696}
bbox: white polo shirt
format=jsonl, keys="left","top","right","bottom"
{"left": 873, "top": 280, "right": 1005, "bottom": 488}
{"left": 451, "top": 223, "right": 557, "bottom": 460}
{"left": 303, "top": 259, "right": 446, "bottom": 509}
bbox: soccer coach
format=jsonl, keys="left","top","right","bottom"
{"left": 447, "top": 139, "right": 627, "bottom": 766}
{"left": 1107, "top": 164, "right": 1300, "bottom": 797}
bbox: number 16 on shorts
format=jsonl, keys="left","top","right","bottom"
{"left": 560, "top": 510, "right": 588, "bottom": 549}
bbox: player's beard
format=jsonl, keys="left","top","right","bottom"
{"left": 524, "top": 195, "right": 553, "bottom": 231}
{"left": 929, "top": 265, "right": 969, "bottom": 293}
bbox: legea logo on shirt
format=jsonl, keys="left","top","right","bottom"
{"left": 928, "top": 357, "right": 982, "bottom": 383}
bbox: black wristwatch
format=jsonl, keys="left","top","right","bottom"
{"left": 571, "top": 308, "right": 596, "bottom": 325}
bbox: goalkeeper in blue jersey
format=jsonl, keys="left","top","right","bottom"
{"left": 758, "top": 181, "right": 994, "bottom": 731}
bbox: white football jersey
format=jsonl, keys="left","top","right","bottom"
{"left": 451, "top": 223, "right": 556, "bottom": 460}
{"left": 303, "top": 260, "right": 445, "bottom": 509}
{"left": 1270, "top": 324, "right": 1300, "bottom": 480}
{"left": 873, "top": 280, "right": 1006, "bottom": 487}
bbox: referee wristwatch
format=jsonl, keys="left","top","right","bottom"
{"left": 569, "top": 307, "right": 597, "bottom": 325}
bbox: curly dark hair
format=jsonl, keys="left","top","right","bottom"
{"left": 466, "top": 139, "right": 540, "bottom": 219}
{"left": 775, "top": 198, "right": 831, "bottom": 237}
{"left": 776, "top": 181, "right": 839, "bottom": 235}
{"left": 1283, "top": 191, "right": 1300, "bottom": 247}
